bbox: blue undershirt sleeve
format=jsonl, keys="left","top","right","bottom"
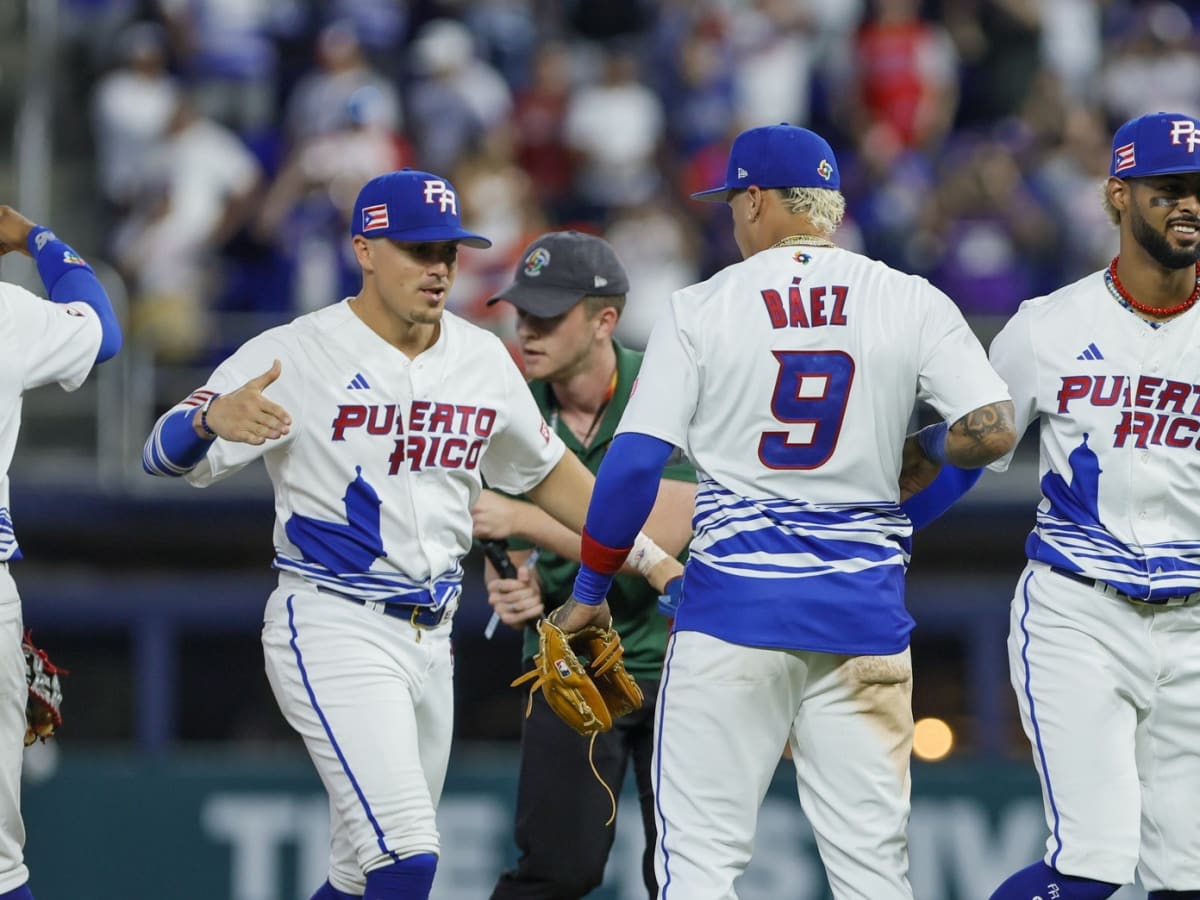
{"left": 28, "top": 226, "right": 123, "bottom": 362}
{"left": 572, "top": 432, "right": 675, "bottom": 604}
{"left": 901, "top": 464, "right": 983, "bottom": 530}
{"left": 142, "top": 407, "right": 214, "bottom": 476}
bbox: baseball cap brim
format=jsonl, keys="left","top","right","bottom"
{"left": 1121, "top": 163, "right": 1200, "bottom": 177}
{"left": 690, "top": 184, "right": 735, "bottom": 202}
{"left": 486, "top": 279, "right": 585, "bottom": 317}
{"left": 368, "top": 224, "right": 492, "bottom": 249}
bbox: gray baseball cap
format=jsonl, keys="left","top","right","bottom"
{"left": 486, "top": 231, "right": 630, "bottom": 317}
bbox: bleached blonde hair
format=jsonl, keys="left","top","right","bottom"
{"left": 775, "top": 187, "right": 846, "bottom": 236}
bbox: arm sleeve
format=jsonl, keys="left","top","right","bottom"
{"left": 29, "top": 225, "right": 121, "bottom": 363}
{"left": 900, "top": 465, "right": 984, "bottom": 530}
{"left": 142, "top": 403, "right": 214, "bottom": 476}
{"left": 572, "top": 433, "right": 675, "bottom": 604}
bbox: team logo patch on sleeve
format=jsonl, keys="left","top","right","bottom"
{"left": 361, "top": 204, "right": 390, "bottom": 232}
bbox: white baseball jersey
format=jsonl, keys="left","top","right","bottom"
{"left": 619, "top": 244, "right": 1009, "bottom": 654}
{"left": 158, "top": 300, "right": 564, "bottom": 607}
{"left": 0, "top": 283, "right": 102, "bottom": 562}
{"left": 989, "top": 269, "right": 1200, "bottom": 600}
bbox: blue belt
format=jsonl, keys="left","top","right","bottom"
{"left": 1049, "top": 566, "right": 1200, "bottom": 608}
{"left": 315, "top": 584, "right": 453, "bottom": 627}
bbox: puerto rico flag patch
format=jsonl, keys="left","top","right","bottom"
{"left": 361, "top": 203, "right": 390, "bottom": 232}
{"left": 1113, "top": 141, "right": 1136, "bottom": 174}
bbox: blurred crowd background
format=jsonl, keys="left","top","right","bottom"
{"left": 1, "top": 0, "right": 1198, "bottom": 758}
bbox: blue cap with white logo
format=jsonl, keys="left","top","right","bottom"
{"left": 351, "top": 169, "right": 492, "bottom": 248}
{"left": 691, "top": 123, "right": 841, "bottom": 202}
{"left": 1110, "top": 112, "right": 1200, "bottom": 179}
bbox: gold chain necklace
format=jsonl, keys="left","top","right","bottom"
{"left": 770, "top": 234, "right": 835, "bottom": 249}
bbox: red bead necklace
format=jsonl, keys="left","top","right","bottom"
{"left": 1107, "top": 256, "right": 1200, "bottom": 317}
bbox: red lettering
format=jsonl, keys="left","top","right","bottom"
{"left": 439, "top": 437, "right": 467, "bottom": 466}
{"left": 407, "top": 435, "right": 426, "bottom": 470}
{"left": 387, "top": 439, "right": 405, "bottom": 474}
{"left": 429, "top": 403, "right": 454, "bottom": 433}
{"left": 366, "top": 404, "right": 397, "bottom": 435}
{"left": 808, "top": 286, "right": 828, "bottom": 327}
{"left": 761, "top": 289, "right": 787, "bottom": 329}
{"left": 423, "top": 436, "right": 442, "bottom": 467}
{"left": 1157, "top": 380, "right": 1191, "bottom": 413}
{"left": 1057, "top": 376, "right": 1092, "bottom": 414}
{"left": 1166, "top": 417, "right": 1200, "bottom": 448}
{"left": 1113, "top": 411, "right": 1154, "bottom": 448}
{"left": 410, "top": 401, "right": 430, "bottom": 431}
{"left": 465, "top": 438, "right": 483, "bottom": 468}
{"left": 1134, "top": 376, "right": 1163, "bottom": 408}
{"left": 331, "top": 405, "right": 367, "bottom": 441}
{"left": 787, "top": 286, "right": 809, "bottom": 327}
{"left": 475, "top": 408, "right": 496, "bottom": 437}
{"left": 1090, "top": 376, "right": 1123, "bottom": 407}
{"left": 454, "top": 405, "right": 477, "bottom": 432}
{"left": 829, "top": 285, "right": 848, "bottom": 325}
{"left": 1151, "top": 411, "right": 1170, "bottom": 444}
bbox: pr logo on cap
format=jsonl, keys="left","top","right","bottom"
{"left": 1171, "top": 119, "right": 1200, "bottom": 153}
{"left": 362, "top": 203, "right": 390, "bottom": 232}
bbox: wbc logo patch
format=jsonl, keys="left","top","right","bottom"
{"left": 817, "top": 159, "right": 834, "bottom": 181}
{"left": 362, "top": 204, "right": 390, "bottom": 232}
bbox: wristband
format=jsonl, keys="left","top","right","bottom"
{"left": 198, "top": 393, "right": 221, "bottom": 439}
{"left": 915, "top": 421, "right": 949, "bottom": 465}
{"left": 628, "top": 531, "right": 669, "bottom": 577}
{"left": 580, "top": 527, "right": 633, "bottom": 576}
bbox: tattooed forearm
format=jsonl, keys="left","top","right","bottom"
{"left": 946, "top": 400, "right": 1018, "bottom": 467}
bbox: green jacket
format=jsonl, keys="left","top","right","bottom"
{"left": 509, "top": 341, "right": 695, "bottom": 680}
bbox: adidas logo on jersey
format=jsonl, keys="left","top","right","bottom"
{"left": 346, "top": 373, "right": 371, "bottom": 390}
{"left": 1076, "top": 343, "right": 1104, "bottom": 361}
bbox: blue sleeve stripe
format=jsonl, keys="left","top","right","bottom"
{"left": 142, "top": 407, "right": 213, "bottom": 476}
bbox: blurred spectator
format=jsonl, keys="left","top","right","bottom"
{"left": 1038, "top": 0, "right": 1103, "bottom": 105}
{"left": 406, "top": 17, "right": 514, "bottom": 175}
{"left": 257, "top": 86, "right": 408, "bottom": 314}
{"left": 1100, "top": 1, "right": 1200, "bottom": 122}
{"left": 919, "top": 136, "right": 1059, "bottom": 315}
{"left": 947, "top": 0, "right": 1044, "bottom": 128}
{"left": 844, "top": 0, "right": 959, "bottom": 153}
{"left": 112, "top": 95, "right": 264, "bottom": 362}
{"left": 464, "top": 0, "right": 540, "bottom": 88}
{"left": 155, "top": 0, "right": 300, "bottom": 134}
{"left": 728, "top": 0, "right": 819, "bottom": 128}
{"left": 510, "top": 42, "right": 576, "bottom": 219}
{"left": 660, "top": 17, "right": 737, "bottom": 160}
{"left": 605, "top": 202, "right": 700, "bottom": 349}
{"left": 1029, "top": 105, "right": 1118, "bottom": 285}
{"left": 563, "top": 47, "right": 665, "bottom": 222}
{"left": 90, "top": 22, "right": 180, "bottom": 213}
{"left": 282, "top": 20, "right": 401, "bottom": 147}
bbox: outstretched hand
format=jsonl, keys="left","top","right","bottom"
{"left": 0, "top": 206, "right": 35, "bottom": 257}
{"left": 203, "top": 360, "right": 292, "bottom": 445}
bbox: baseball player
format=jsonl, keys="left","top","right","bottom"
{"left": 0, "top": 206, "right": 122, "bottom": 900}
{"left": 985, "top": 114, "right": 1200, "bottom": 900}
{"left": 547, "top": 124, "right": 1018, "bottom": 899}
{"left": 470, "top": 230, "right": 696, "bottom": 899}
{"left": 140, "top": 170, "right": 600, "bottom": 900}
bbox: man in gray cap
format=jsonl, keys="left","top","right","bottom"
{"left": 470, "top": 230, "right": 696, "bottom": 899}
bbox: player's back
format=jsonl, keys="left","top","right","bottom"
{"left": 674, "top": 245, "right": 960, "bottom": 505}
{"left": 619, "top": 244, "right": 1005, "bottom": 653}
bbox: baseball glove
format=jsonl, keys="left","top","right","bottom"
{"left": 511, "top": 619, "right": 644, "bottom": 736}
{"left": 22, "top": 631, "right": 65, "bottom": 747}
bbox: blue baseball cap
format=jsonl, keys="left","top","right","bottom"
{"left": 691, "top": 123, "right": 840, "bottom": 202}
{"left": 351, "top": 169, "right": 491, "bottom": 248}
{"left": 1110, "top": 112, "right": 1200, "bottom": 178}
